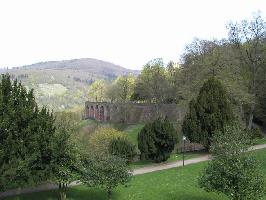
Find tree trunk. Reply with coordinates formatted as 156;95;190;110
107;189;112;200
59;190;66;200
247;103;255;130
58;183;67;200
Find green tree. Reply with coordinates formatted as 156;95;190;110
134;58;168;103
182;98;201;143
179;38;252;114
50;112;81;200
227;13;266;129
0;74;55;191
105;75;136;103
88;80;106;102
138;118;178;162
182;77;234;149
199;125;265;200
105;82;119;103
165;61;182;103
82;153;132;200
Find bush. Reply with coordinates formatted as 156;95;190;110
248;127;264;140
199;125;265;200
138;118;178;163
109;137;137;163
88;127;125;154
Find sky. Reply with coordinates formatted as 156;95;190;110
0;0;266;70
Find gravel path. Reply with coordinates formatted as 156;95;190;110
133;143;266;175
1;143;266;199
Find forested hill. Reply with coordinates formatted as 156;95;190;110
20;58;138;77
1;58;139;111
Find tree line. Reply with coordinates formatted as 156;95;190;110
88;13;266;129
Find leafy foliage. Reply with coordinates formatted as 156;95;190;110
133;58;169;103
50;112;81;200
105;75;136;103
227;13;266;129
138;118;178;162
88;80;106;102
81;153;132;199
199;125;265;200
182;77;234;149
88;127;127;155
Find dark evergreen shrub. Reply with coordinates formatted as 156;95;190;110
138;118;178;163
109;137;136;163
182;77;234;149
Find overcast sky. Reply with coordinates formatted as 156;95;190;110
0;0;266;70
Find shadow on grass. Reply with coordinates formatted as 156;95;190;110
67;186;107;200
7;185;122;200
165;192;225;200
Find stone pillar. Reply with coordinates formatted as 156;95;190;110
104;105;109;121
99;106;104;121
90;106;94;119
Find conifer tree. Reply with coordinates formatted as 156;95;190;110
182;99;201;143
0;74;56;191
182;77;234;149
138;118;178;162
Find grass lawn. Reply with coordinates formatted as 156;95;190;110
7;148;266;200
123;124;144;146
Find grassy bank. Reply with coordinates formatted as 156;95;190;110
7;148;266;200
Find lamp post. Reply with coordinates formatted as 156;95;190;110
182;136;186;167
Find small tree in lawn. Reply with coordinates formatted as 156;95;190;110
82;153;132;200
199;125;265;200
138;118;178;162
182;77;234;149
51;112;81;200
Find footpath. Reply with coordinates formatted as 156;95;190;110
1;144;266;199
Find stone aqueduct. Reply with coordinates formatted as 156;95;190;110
85;102;111;121
85;101;185;123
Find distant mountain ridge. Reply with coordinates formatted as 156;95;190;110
1;58;139;111
15;58;139;75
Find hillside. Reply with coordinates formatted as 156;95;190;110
1;58;139;111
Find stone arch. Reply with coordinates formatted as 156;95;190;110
99;106;104;121
95;105;99;120
90;106;94;118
